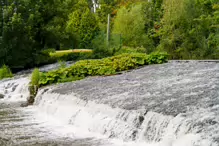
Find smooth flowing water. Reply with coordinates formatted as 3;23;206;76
0;61;218;146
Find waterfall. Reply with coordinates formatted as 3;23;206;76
33;88;217;146
0;62;75;102
0;77;30;102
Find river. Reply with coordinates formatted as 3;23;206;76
0;61;218;146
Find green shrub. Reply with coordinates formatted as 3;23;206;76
147;52;169;64
35;49;57;66
113;4;149;47
54;52;93;61
28;68;40;105
57;76;85;83
91;32;122;59
114;46;147;55
0;65;13;80
58;60;67;69
38;52;168;86
31;68;40;87
41;48;56;54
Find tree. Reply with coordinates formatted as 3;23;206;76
66;0;99;48
0;0;79;69
113;3;154;50
157;0;218;59
207;3;219;58
0;1;38;69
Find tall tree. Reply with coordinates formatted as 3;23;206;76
0;0;78;69
66;0;99;48
158;0;218;59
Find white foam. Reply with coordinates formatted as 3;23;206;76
0;71;217;146
0;77;30;102
32;90;217;146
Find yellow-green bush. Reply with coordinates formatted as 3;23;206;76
0;65;13;80
31;68;40;87
29;68;40;104
38;52;168;86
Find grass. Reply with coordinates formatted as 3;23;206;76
49;49;93;58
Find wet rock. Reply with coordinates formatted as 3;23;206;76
28;85;38;105
20;102;29;107
136;115;145;128
109;132;115;138
139;116;144;125
27;95;35;105
131;130;138;140
41;88;49;95
12;84;19;92
0;93;4;99
4;90;8;94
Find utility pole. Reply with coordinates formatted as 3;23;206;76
106;14;110;47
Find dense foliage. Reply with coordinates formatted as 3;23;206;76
113;4;147;47
0;0;218;71
158;0;219;59
38;52;168;86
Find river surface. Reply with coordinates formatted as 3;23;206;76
0;102;123;146
0;61;219;146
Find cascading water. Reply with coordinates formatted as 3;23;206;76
0;61;218;146
0;77;30;102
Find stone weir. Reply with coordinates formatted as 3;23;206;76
33;61;219;146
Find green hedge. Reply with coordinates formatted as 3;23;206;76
114;46;146;55
38;52;168;87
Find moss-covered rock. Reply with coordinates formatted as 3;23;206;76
27;85;38;105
